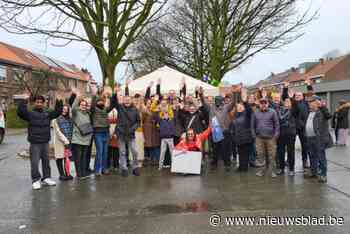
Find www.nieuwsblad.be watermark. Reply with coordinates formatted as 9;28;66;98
209;214;344;227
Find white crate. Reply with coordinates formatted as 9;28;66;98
171;150;202;175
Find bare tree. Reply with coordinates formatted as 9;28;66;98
131;0;317;86
0;0;167;87
13;69;69;101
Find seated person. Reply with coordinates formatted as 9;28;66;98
175;127;211;152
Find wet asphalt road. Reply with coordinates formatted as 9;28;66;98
1;133;350;234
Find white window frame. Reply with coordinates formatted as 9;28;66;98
12;68;25;82
0;65;7;82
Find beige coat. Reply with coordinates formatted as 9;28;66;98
52;119;70;159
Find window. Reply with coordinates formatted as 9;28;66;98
12;68;25;82
314;79;321;84
0;65;7;82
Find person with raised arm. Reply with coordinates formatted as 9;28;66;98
282;79;314;169
113;84;141;177
230;88;255;172
199;85;239;172
69;88;94;180
254;88;280;178
142;81;161;166
17;93;63;190
276;87;299;176
305;95;333;183
90;84;118;176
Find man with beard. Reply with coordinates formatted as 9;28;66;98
17;94;63;190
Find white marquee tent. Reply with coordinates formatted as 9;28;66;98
123;66;219;96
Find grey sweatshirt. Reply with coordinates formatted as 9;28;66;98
254;108;280;139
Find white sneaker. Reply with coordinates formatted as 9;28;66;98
42;178;56;186
32;181;42;190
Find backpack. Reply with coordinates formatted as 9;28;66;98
211;116;224;143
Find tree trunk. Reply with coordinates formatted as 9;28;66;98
100;61;117;88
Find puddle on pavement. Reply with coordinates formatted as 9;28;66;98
145;201;212;214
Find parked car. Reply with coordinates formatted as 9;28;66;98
0;108;5;144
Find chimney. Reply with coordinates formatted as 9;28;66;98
319;58;325;65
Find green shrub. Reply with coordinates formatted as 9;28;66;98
5;105;27;129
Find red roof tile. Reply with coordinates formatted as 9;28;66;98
0;41;89;81
287;56;346;82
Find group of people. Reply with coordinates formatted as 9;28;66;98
16;78;349;190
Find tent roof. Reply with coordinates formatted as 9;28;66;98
124;66;219;96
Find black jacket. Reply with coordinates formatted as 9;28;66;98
17;100;63;144
336;107;349;129
282;86;312;131
179;108;208;134
279;106;297;138
231;102;255;145
114;94;140;140
308;107;333;149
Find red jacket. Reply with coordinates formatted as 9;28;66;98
175;127;212;151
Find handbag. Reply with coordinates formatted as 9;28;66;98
74;122;93;136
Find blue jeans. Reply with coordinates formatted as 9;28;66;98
94;131;109;173
307;136;327;177
249;141;257;164
119;137;139;171
149;147;160;161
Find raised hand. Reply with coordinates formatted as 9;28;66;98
199;86;204;95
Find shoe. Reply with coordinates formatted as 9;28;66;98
102;169;110;175
318;176;327;183
32;181;42;190
42;178;56;186
271;172;277;178
256;171;264;177
288;171;295;176
95;172;102;177
304;174;317;179
59;175;66;181
133;168;140;176
66;175;73;180
276;169;284;175
87;169;94;175
163;165;171;169
249;162;257;168
121;169;129;177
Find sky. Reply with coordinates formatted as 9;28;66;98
0;0;349;86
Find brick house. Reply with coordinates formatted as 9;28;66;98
0;41;92;107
